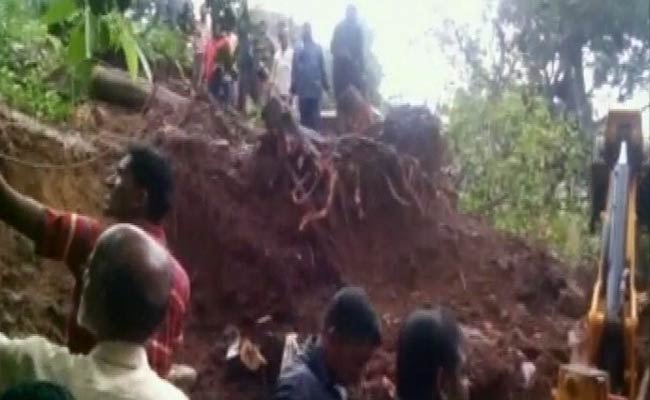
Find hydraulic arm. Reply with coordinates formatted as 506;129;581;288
555;110;646;400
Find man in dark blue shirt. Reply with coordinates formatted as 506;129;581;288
291;23;329;130
273;287;381;400
331;5;365;101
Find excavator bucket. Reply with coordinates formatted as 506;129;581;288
555;364;609;400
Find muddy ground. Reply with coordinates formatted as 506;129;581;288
0;99;588;400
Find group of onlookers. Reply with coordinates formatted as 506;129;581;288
193;3;372;133
0;4;464;400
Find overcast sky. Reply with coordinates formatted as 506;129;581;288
249;0;486;106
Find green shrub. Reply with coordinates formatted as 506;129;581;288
447;88;595;262
139;23;192;72
0;0;72;121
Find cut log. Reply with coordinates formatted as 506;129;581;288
90;66;189;111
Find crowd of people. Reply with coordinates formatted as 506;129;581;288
193;3;375;133
0;4;468;400
0;144;466;400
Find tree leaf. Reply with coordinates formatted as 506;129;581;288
88;0;110;15
95;18;110;49
84;6;93;58
66;22;86;65
119;22;139;80
42;0;78;25
70;58;94;97
135;40;152;82
446;87;589;259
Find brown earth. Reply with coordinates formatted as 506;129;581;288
0;99;588;400
0;123;106;340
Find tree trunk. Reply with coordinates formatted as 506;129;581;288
90;66;189;110
567;42;594;134
554;38;593;135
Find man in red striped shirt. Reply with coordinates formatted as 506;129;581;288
0;145;190;378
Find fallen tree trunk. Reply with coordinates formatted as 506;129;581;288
90;66;189;111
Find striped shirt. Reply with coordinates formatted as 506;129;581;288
36;209;190;377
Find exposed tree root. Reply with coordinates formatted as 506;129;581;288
259;98;441;232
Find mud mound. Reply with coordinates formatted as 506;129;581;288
382;105;447;174
0;100;586;400
152;104;585;400
145;96;263;143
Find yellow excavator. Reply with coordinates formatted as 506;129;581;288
555;110;649;400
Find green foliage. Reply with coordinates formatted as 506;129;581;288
120;20;141;78
139;23;192;71
438;0;649;132
435;0;649;262
0;0;157;121
0;0;72;121
42;0;76;25
0;66;72;123
447;88;596;261
43;0;152;82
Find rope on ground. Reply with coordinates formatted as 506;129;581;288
0;100;96;154
0;147;112;169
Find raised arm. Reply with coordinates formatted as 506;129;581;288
0;173;46;243
0;171;103;280
319;48;329;92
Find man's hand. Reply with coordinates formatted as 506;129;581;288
0;171;46;243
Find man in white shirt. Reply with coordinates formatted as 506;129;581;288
0;224;187;400
270;22;295;103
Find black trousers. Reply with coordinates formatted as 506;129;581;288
237;70;260;112
298;97;321;130
333;57;365;100
209;71;233;105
